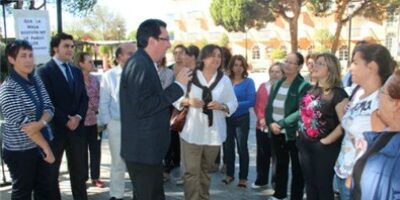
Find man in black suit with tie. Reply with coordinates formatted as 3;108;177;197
37;32;89;200
119;19;192;200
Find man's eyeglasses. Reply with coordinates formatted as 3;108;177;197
158;37;170;42
284;60;298;66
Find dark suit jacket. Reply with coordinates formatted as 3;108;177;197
37;59;88;134
120;49;184;165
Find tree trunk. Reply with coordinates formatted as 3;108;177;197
331;20;344;54
14;0;23;9
289;17;299;52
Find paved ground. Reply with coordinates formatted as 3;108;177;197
0;111;277;200
0;72;280;199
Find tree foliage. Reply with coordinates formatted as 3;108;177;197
210;0;274;32
313;29;335;53
307;0;400;53
63;0;97;16
270;48;287;60
219;33;230;48
82;5;126;40
3;0;96;16
210;0;305;52
0;42;7;81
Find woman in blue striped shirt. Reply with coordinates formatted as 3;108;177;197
0;40;55;199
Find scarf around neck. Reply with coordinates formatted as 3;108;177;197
191;69;224;126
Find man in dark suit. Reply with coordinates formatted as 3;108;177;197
119;19;192;200
37;32;89;200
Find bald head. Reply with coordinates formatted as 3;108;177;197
116;43;137;67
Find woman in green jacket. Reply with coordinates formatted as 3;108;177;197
265;52;311;200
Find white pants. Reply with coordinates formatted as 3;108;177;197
108;119;127;198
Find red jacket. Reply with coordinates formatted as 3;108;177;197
254;82;270;130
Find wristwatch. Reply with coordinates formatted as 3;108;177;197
221;103;229;114
41;120;48;126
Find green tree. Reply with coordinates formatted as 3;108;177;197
83;5;127;40
0;42;6;81
210;0;274;32
210;0;274;57
4;0;96;15
313;29;335;53
270;48;287;60
261;0;304;52
219;33;230;47
127;30;137;41
210;0;306;52
307;0;400;53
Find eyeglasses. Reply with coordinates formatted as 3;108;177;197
158;37;170;42
284;60;298;66
314;62;327;67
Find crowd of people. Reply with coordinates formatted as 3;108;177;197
0;18;399;200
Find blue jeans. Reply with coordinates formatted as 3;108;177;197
224;113;250;180
335;175;353;200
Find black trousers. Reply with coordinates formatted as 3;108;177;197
3;148;54;200
254;128;272;185
298;138;341;200
50;129;88;200
163;130;180;173
126;161;165;200
84;125;102;180
224;114;250;180
271;134;304;200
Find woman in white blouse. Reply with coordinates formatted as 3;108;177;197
177;44;238;200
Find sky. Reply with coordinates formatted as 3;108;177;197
1;0;211;37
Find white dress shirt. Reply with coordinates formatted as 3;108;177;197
99;65;123;125
52;57;74;81
177;70;238;146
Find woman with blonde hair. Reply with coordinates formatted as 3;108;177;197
252;62;284;189
298;53;348;200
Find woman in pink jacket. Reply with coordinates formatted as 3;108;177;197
252;62;284;189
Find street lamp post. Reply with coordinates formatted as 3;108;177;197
56;0;62;33
117;26;121;43
347;3;355;67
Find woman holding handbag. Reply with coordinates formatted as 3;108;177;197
176;44;238;200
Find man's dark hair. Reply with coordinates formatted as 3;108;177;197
113;46;123;65
50;32;74;56
174;44;186;52
295;52;305;66
186;45;200;59
136;19;167;48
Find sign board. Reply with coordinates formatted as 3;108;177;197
14;10;51;64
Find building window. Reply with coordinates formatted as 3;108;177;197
339;46;348;61
386;33;395;52
387;12;396;27
252;45;260;60
265;46;272;58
